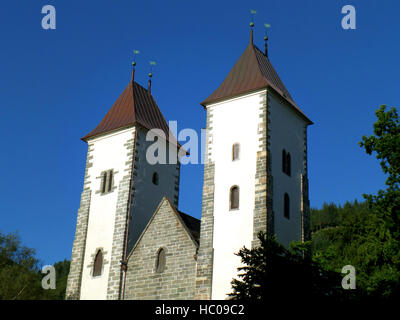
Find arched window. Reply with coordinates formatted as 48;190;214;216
232;143;240;161
282;150;291;176
230;186;240;210
152;172;159;185
155;248;166;273
284;193;290;219
101;172;107;194
282;149;287;173
286;153;291;176
93;250;103;277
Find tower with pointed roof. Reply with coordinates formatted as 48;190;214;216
195;27;312;300
66;65;181;300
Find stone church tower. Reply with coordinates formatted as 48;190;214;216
195;29;312;300
66;26;312;300
66;67;181;300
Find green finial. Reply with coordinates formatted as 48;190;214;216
250;9;257;27
149;61;156;78
132;49;140;67
264;23;271;40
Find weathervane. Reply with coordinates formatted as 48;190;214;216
264;23;271;57
249;9;257;43
149;60;156;78
131;49;140;83
250;9;257;28
132;49;140;67
148;61;156;94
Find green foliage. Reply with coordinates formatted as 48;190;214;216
42;260;70;300
0;230;70;300
0;231;43;300
231;106;400;301
310;202;340;231
229;232;342;302
311;105;400;300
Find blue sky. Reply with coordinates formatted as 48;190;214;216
0;0;398;265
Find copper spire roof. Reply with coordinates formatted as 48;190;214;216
82;73;173;141
201;33;312;124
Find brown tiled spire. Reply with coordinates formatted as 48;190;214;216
81;67;173;141
200;32;312;124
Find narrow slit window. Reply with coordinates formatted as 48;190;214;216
232;143;240;161
101;172;107;194
93;250;103;277
155;248;166;273
230;186;240;210
152;172;159;185
286;153;291;176
284;193;290;219
107;170;113;192
282;149;287;174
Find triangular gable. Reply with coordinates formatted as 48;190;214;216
126;197;199;261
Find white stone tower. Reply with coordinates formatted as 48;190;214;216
66;66;180;300
195;28;312;300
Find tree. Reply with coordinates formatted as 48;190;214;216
311;105;400;300
359;105;400;298
0;230;43;299
0;230;70;300
43;260;70;300
229;232;342;302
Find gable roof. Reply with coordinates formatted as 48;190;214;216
127;197;200;259
201;33;312;124
82;72;174;141
177;210;200;243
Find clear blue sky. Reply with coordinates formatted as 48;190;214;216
0;0;399;265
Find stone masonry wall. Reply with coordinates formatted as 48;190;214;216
252;92;268;247
266;92;274;237
301;125;311;242
124;199;198;300
195;107;215;300
66;143;94;299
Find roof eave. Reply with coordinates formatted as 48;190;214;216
200;85;268;109
200;84;313;125
81;123;136;142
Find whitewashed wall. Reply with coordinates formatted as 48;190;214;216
80;127;136;300
269;92;307;247
207;90;265;300
126;128;180;253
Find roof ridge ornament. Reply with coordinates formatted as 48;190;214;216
131;49;140;83
250;9;257;44
148;60;156;94
264;23;271;57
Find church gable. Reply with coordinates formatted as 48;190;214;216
124;198;199;300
